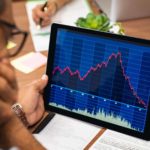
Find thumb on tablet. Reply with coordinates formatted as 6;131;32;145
34;74;48;92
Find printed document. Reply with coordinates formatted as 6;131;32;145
34;114;101;150
90;129;150;150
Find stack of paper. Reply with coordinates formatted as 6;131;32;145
34;114;101;150
11;52;47;74
90;130;150;150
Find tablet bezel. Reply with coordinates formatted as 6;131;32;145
44;23;150;140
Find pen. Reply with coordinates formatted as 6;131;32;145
36;1;48;30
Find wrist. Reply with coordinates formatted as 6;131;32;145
11;103;30;128
47;0;58;15
48;0;71;12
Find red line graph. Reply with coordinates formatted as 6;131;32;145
52;52;146;107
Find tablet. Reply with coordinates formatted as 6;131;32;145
44;23;150;140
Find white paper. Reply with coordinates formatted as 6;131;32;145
26;0;91;52
34;114;101;150
90;129;150;150
11;52;47;73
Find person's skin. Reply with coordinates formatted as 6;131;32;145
32;0;71;27
0;41;48;149
0;0;18;105
0;0;15;44
0;52;18;105
0;0;47;149
0;101;46;150
0;0;48;127
18;75;48;126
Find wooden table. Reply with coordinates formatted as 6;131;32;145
12;0;150;148
12;1;150;89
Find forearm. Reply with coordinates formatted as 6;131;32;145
49;0;72;10
0;115;46;150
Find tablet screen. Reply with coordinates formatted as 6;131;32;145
45;24;150;135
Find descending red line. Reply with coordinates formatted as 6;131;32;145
52;52;147;107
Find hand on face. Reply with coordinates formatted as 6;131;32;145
32;1;57;27
0;50;18;105
0;0;18;106
18;75;48;126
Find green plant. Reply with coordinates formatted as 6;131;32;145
75;13;125;35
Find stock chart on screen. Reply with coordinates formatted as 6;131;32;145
47;29;150;132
